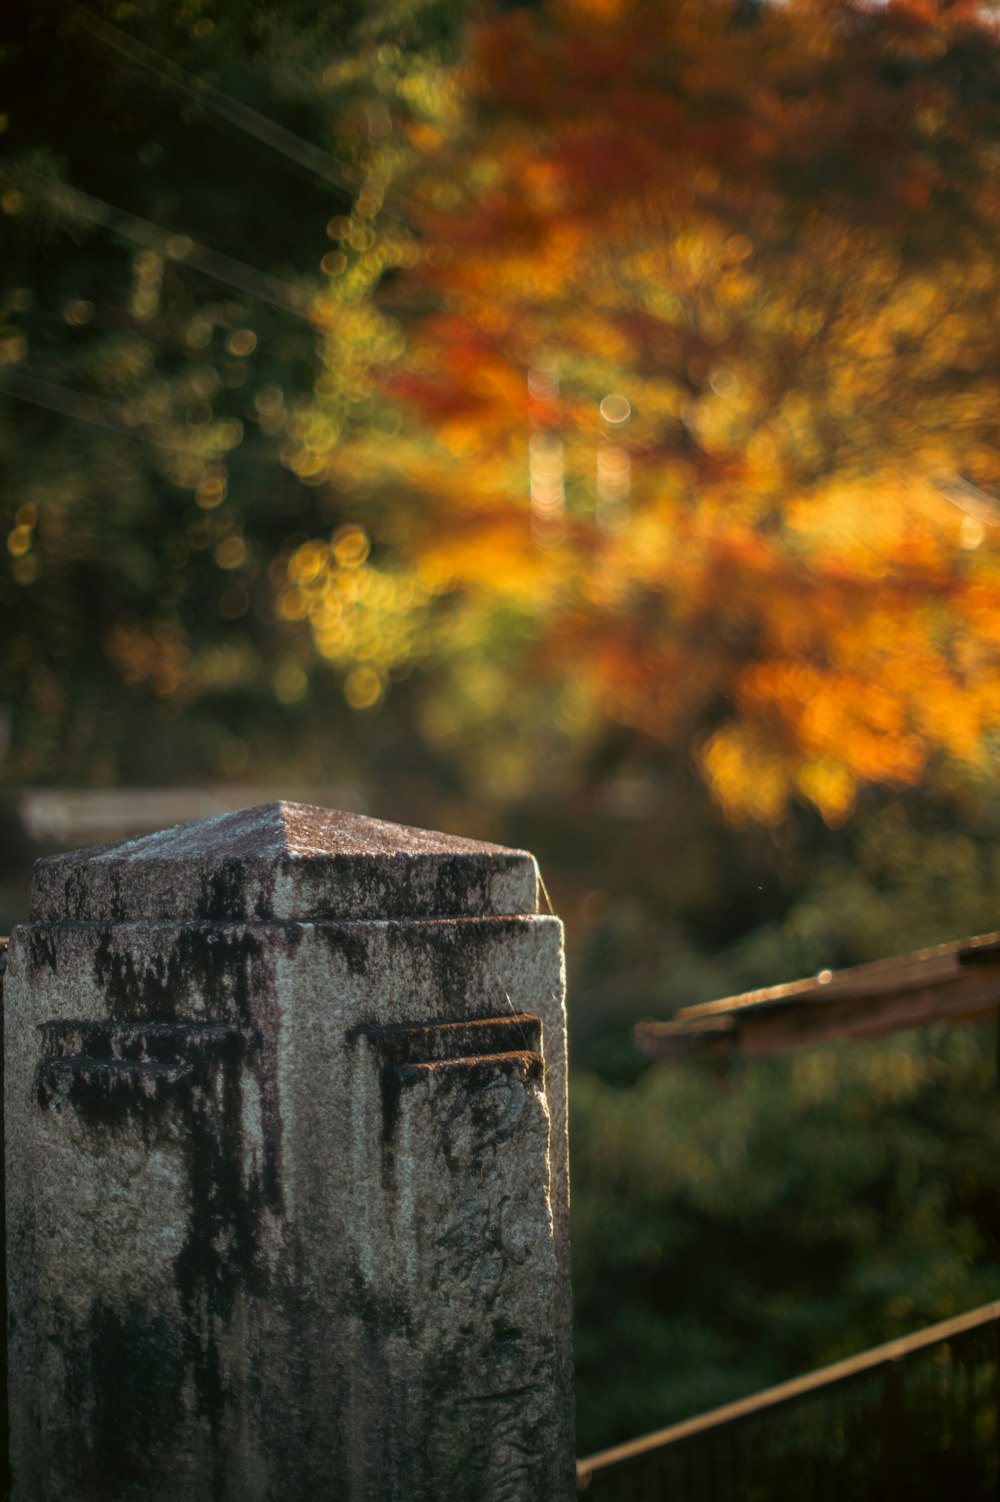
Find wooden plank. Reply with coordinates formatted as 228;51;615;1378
682;933;1000;1021
635;933;1000;1061
740;974;1000;1056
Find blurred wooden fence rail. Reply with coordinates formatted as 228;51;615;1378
636;932;1000;1064
576;1299;1000;1501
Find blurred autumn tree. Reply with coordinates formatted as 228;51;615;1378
280;0;1000;826
6;0;1000;828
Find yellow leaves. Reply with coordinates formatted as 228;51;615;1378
958;514;987;550
7;500;34;557
277;528;436;711
698;724;794;827
685;388;748;458
908;662;1000;765
415;512;560;607
715;267;758;311
7;507;38;588
744;430;784;491
795;762;858;827
783;474;951;579
332;524;371;567
344;667;383;709
285;541;326;588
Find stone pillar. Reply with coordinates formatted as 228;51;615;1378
5;803;574;1501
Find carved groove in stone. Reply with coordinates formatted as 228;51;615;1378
35;1019;240;1112
356;1012;542;1067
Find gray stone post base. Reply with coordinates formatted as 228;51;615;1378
5;803;574;1501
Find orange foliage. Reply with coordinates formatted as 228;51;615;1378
308;0;1000;823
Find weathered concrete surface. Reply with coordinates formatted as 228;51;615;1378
5;804;573;1501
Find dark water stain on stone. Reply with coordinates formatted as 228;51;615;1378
92;929;186;1020
314;923;370;978
172;1069;248;1499
56;1299;188;1499
34;1022;240;1125
61;865;91;923
196;861;252;923
45;921;309;1497
378;916;536;1016
432;858;491;921
109;870;128;924
28;928;57;975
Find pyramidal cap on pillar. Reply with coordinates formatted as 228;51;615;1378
7;803;574;1502
30;800;543;923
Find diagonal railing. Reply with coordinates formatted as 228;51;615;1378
577;1299;1000;1500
